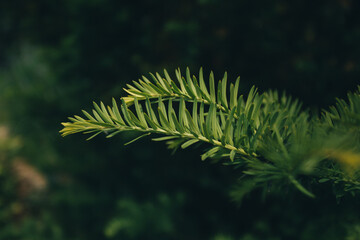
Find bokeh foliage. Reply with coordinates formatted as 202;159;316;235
0;0;360;239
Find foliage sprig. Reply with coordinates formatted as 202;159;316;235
61;68;360;200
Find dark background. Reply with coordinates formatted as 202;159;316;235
0;0;359;239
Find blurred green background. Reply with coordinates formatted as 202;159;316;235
0;0;359;239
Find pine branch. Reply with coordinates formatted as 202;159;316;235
61;68;305;161
61;68;360;199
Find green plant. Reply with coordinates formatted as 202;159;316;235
60;68;360;200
